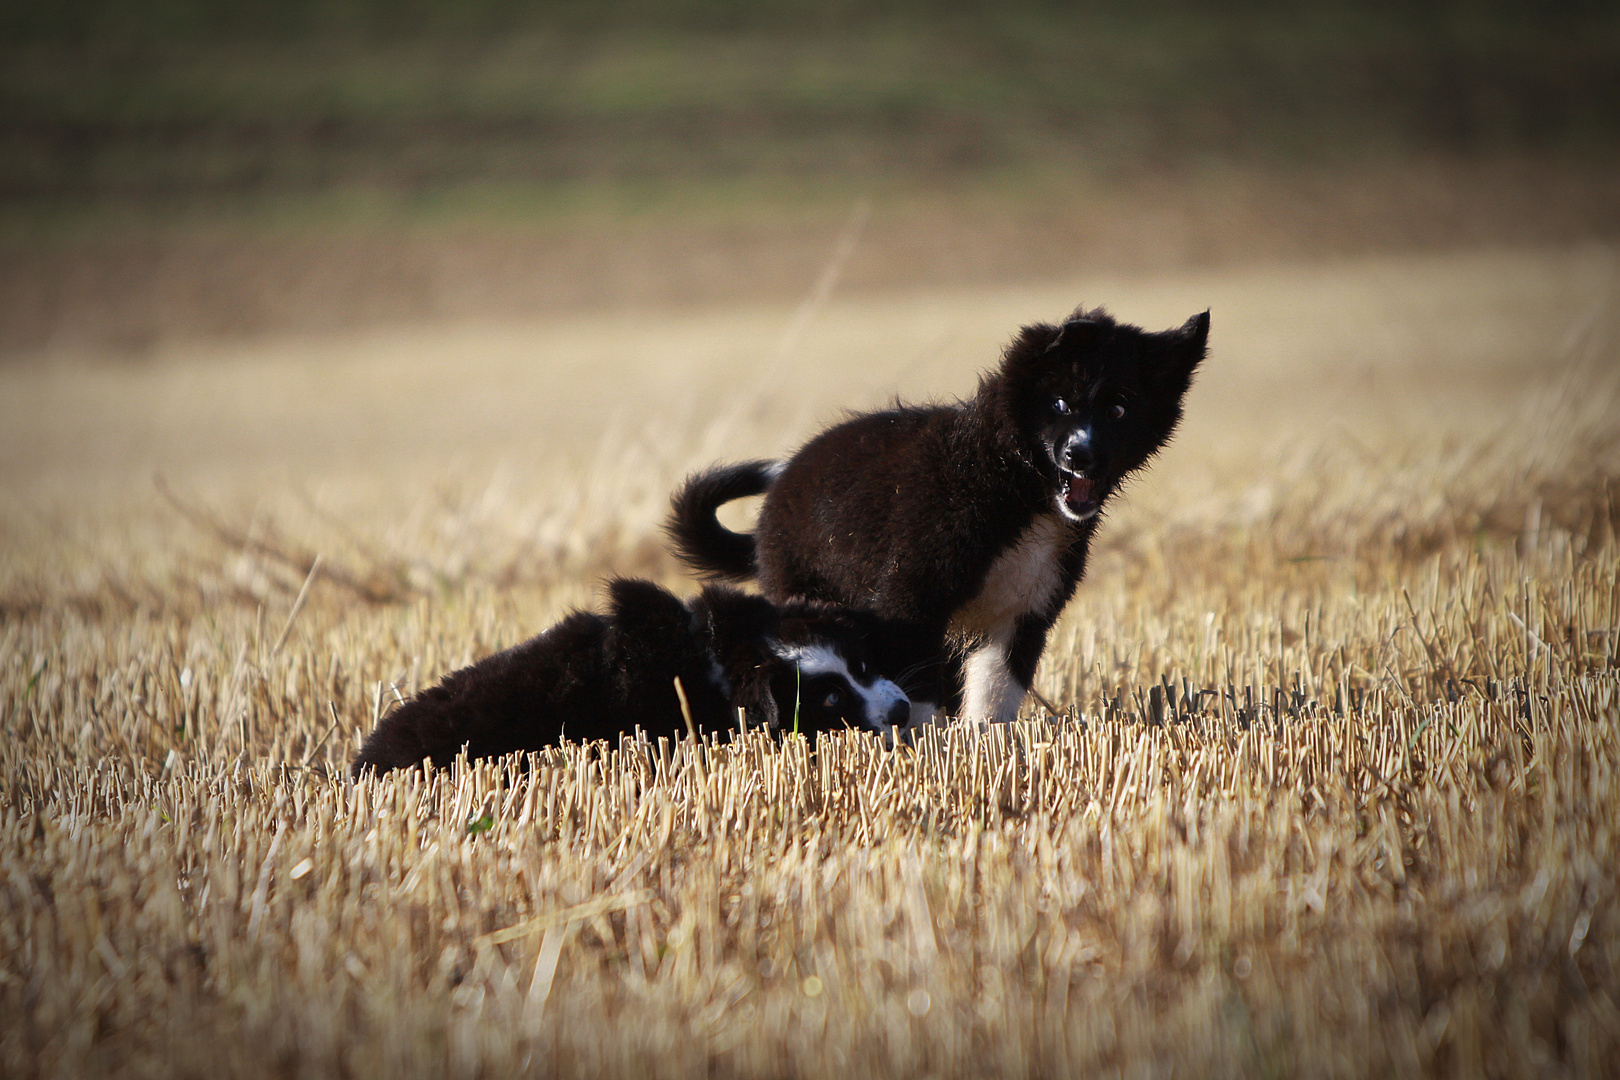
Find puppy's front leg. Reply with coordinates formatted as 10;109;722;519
961;631;1024;726
962;614;1056;726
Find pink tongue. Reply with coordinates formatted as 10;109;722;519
1066;476;1095;510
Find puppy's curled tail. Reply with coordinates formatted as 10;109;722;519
666;460;778;580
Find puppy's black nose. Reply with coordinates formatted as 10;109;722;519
886;700;911;729
1062;441;1094;473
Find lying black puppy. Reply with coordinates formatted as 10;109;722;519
351;578;923;776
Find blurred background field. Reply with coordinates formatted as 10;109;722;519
4;2;1620;1077
2;0;1618;354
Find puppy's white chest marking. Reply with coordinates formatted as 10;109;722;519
949;514;1071;642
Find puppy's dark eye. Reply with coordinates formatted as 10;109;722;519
1053;398;1070;415
823;691;842;708
1111;404;1125;419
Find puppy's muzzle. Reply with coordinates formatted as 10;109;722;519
1055;429;1103;521
885;699;911;730
1059;428;1095;474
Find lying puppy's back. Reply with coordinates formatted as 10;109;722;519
351;579;732;776
351;579;922;777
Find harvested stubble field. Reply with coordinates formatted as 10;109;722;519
2;243;1619;1078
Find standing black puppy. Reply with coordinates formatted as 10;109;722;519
352;578;923;777
668;306;1207;725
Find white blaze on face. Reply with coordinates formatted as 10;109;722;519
772;642;909;733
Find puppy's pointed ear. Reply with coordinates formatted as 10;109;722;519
1175;310;1210;364
1000;316;1102;375
1048;316;1103;354
605;578;689;633
1152;310;1209;386
1000;321;1061;373
1177;310;1209;347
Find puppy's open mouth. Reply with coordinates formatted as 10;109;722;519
1058;471;1100;520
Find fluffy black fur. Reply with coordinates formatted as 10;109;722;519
351;578;925;777
667;306;1208;725
667;460;775;579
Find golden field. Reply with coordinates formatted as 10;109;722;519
2;243;1618;1077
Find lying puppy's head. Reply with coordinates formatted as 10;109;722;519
700;587;923;739
992;306;1209;523
770;606;916;737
